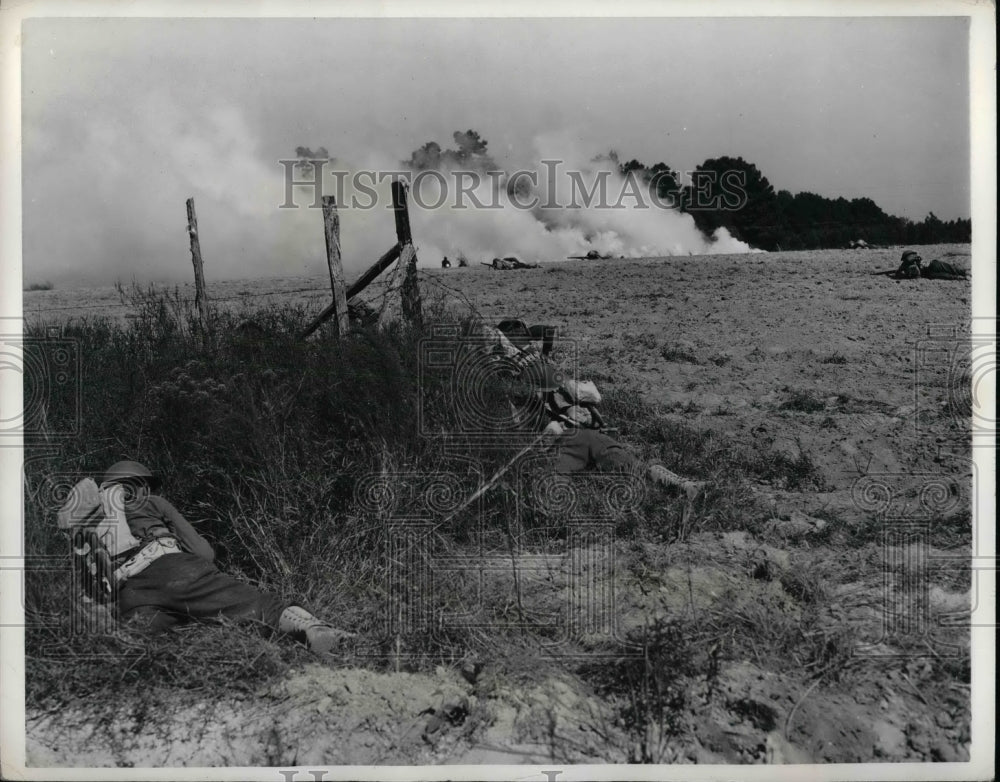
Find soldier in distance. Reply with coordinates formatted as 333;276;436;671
479;322;705;501
94;460;353;654
891;250;968;281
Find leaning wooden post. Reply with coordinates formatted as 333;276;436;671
392;180;422;328
321;195;350;336
185;198;211;329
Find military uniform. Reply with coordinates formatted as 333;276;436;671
116;494;286;632
95;460;350;652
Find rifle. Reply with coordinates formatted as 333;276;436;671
871;269;899;276
434;432;547;529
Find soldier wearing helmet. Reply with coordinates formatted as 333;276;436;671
102;460;352;654
889;250;967;281
896;250;923;279
484;322;704;501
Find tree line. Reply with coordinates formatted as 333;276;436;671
616;153;971;251
397;132;971;251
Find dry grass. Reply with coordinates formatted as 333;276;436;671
22;248;973;763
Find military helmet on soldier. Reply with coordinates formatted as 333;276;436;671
103;460;160;489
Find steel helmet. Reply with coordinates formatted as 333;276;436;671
102;460;160;488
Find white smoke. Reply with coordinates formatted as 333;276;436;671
25;94;758;285
404;132;758;265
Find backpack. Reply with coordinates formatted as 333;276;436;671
546;379;605;430
492;319;607;431
58;479;141;602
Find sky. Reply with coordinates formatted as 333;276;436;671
18;14;972;284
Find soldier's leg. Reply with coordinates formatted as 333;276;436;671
277;605;356;653
590;431;639;472
120;553;351;653
166;556;289;629
647;464;705;502
553;429;597;473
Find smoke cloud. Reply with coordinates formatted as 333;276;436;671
25;99;755;287
405;133;754;266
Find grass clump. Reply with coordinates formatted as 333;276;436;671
578;618;699;762
21;283;820;721
21;286;509;703
779;389;826;413
659;343;700;364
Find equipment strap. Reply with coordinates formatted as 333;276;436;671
112;536;181;585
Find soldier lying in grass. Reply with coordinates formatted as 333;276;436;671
60;460;353;654
479;321;705;501
519;359;705;501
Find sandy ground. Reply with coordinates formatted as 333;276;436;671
25;244;976;767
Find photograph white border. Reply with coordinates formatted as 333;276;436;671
1;1;994;780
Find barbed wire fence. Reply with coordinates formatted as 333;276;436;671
21;267;491;326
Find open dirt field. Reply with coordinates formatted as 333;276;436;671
25;244;975;767
432;244;973;493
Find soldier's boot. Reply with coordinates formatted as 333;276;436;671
279;605;356;655
647;464;705;502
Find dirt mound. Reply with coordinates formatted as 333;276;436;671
29;665;472;766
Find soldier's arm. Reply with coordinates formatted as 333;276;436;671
152;496;216;562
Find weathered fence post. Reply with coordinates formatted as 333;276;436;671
299;244;402;339
392;180;422;328
321;195;351;336
185;198;211;329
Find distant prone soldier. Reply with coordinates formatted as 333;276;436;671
481;256;540;270
881;250;968;281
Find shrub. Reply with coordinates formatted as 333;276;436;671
577;618;699;762
659;344;700;364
